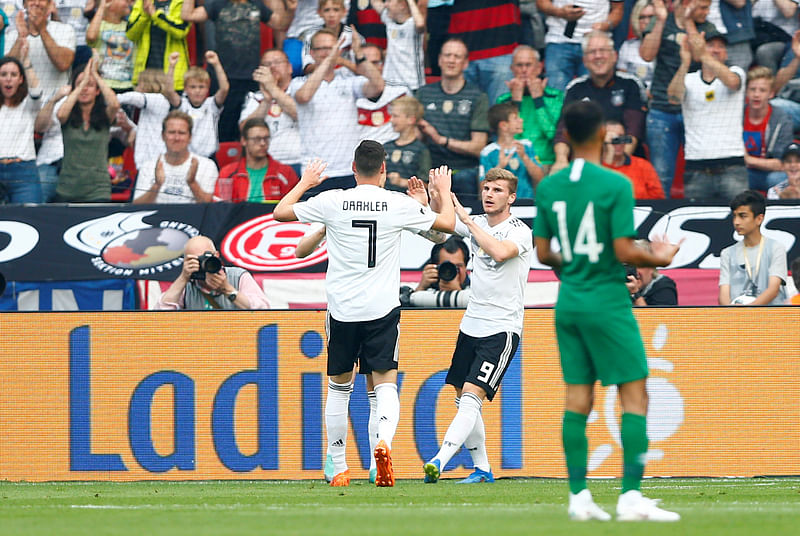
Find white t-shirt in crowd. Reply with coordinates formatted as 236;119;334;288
545;0;617;44
180;95;222;158
455;214;532;337
381;10;424;90
293;184;437;322
288;71;367;177
239;90;302;165
134;153;219;203
4;20;76;97
117;91;172;170
682;66;746;161
752;0;799;36
0;93;43;161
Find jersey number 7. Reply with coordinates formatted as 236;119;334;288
352;220;377;268
552;201;604;263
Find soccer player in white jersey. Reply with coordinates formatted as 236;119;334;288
423;167;533;484
274;140;456;487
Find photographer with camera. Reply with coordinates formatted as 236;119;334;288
157;235;270;310
601;120;664;199
625;239;678;306
401;236;471;308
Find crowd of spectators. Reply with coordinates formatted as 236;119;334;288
2;0;800;205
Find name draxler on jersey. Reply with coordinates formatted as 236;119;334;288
342;200;389;211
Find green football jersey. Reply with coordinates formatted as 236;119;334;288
533;159;636;311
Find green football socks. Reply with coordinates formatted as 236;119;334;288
562;410;588;494
621;412;648;493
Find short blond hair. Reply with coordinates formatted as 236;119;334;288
318;0;344;8
747;65;774;86
136;69;170;93
183;66;210;85
484;167;518;194
390;96;424;121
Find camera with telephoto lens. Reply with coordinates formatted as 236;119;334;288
611;135;633;145
437;261;458;282
190;251;223;280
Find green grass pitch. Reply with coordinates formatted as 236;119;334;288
1;478;798;535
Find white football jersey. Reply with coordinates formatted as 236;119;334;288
456;214;532;337
293;184;437;322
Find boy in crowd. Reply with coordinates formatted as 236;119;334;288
768;144;800;200
742;66;794;192
370;0;426;90
719;190;787;306
480;102;542;199
179;51;229;159
383;95;430;192
302;0;355;73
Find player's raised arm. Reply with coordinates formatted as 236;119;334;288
614;233;681;268
274;159;329;221
453;193;519;263
429;165;455;232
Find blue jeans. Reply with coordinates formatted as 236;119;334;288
38;162;60;203
544;43;586;92
463;54;514;105
684;163;748;201
646;109;684;198
748;169;787;191
0;160;42;203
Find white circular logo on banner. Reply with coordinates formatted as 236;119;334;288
221;215;328;271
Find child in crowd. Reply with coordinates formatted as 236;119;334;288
370;0;425;90
767;143;800;200
87;0;136;92
743;66;794;192
718;190;788;306
480;102;543;199
302;0;354;73
117;52;181;170
383;95;430;192
179;50;229;159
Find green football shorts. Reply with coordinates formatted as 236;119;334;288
554;307;648;386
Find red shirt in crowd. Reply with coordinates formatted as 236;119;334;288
603;155;665;199
216;157;299;202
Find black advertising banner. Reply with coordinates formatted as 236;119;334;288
0;200;798;282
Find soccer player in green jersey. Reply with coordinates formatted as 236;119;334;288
533;100;682;522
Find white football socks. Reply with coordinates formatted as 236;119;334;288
463;405;490;472
367;390;378;470
374;383;400;449
434;392;483;468
325;379;352;475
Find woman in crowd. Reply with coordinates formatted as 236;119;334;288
52;58;121;202
0;42;43;203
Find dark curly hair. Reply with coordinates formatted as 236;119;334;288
65;64;110;131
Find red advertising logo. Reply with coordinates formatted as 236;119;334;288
221;215;327;271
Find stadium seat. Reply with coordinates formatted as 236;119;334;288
216;142;243;169
283;38;304;77
111;147;137;202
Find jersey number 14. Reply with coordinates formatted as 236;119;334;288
552;201;604;263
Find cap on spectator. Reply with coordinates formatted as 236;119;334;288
704;30;727;44
782;143;800;161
